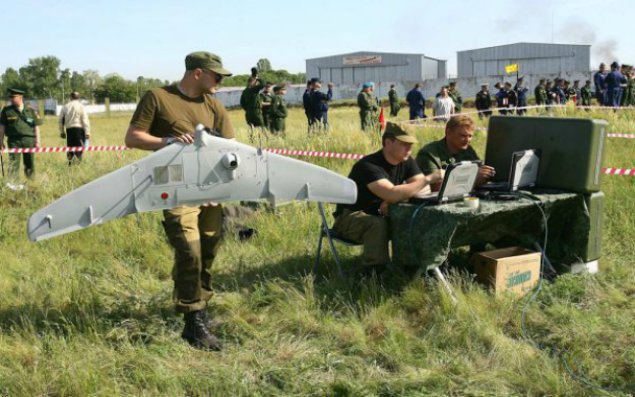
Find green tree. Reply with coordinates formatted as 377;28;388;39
70;71;88;99
0;67;26;95
82;69;103;103
19;56;61;98
93;74;136;103
60;68;71;102
257;58;272;73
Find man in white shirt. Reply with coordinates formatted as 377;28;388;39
433;86;455;122
59;91;90;164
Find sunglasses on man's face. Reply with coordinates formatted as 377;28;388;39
203;69;223;84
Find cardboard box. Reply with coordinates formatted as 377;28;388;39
471;247;541;296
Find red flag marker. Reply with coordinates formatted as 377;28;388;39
378;107;386;131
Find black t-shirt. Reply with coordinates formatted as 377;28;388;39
336;150;422;216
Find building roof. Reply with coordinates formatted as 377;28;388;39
457;42;591;53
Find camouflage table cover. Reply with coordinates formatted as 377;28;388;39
390;191;591;271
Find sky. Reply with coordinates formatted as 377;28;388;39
2;0;632;82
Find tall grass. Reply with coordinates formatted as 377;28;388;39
0;106;633;396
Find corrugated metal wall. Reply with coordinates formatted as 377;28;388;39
306;51;446;85
457;43;590;78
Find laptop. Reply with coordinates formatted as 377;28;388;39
412;160;481;204
479;149;541;192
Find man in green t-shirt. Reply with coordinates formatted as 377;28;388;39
0;88;43;180
125;51;234;351
415;115;495;191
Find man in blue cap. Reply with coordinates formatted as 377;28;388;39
0;88;42;181
357;82;378;131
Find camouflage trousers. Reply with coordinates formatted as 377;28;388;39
162;205;223;313
333;209;390;266
7;137;36;178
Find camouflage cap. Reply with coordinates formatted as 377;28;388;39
7;88;25;96
383;122;417;144
185;51;232;76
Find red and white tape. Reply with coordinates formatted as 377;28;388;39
1;145;633;176
2;145;129;154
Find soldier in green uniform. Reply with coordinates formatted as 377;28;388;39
475;83;492;119
580;80;593;111
125;51;234;351
357;82;378;131
388;84;400;117
534;79;548;111
240;77;265;128
269;84;288;135
564;80;576;104
0;88;43;179
415;115;495;191
448;81;463;113
259;82;274;130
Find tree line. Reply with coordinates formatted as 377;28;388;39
0;56;305;104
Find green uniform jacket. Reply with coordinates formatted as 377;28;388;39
260;91;273;126
388;88;400;116
0;105;42;147
270;94;287;133
357;91;378;130
449;89;463;112
534;85;547;105
415;138;479;175
240;81;265;127
580;86;593;106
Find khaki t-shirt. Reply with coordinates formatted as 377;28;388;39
130;85;234;139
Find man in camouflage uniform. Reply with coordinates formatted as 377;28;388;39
448;81;463;113
240;76;265;128
534;79;547;110
259;82;274;130
269;84;288;135
125;51;234;351
580;80;593;111
0;88;42;180
357;82;378;131
475;83;492;119
564;80;576;104
388;84;400;117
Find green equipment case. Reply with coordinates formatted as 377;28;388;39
485;116;608;193
580;191;604;262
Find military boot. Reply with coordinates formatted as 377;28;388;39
182;310;222;351
199;309;222;329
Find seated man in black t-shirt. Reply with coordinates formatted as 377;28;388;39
333;122;442;272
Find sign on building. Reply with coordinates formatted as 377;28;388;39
343;55;382;65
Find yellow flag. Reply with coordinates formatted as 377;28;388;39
505;64;519;74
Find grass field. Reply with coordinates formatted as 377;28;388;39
0;105;634;396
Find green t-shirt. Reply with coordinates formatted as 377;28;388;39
0;105;42;139
130;85;234;139
415;138;480;174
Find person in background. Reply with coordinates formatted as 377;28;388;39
604;61;627;108
448;81;463;113
405;83;425;120
580;80;593;111
357;82;378;131
59;91;91;165
309;79;333;130
0;88;42;183
433;86;454;122
534;78;547;109
475;83;492;119
269;84;288;135
593;63;607;105
259;82;274;130
514;77;528;115
388;84;400;117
